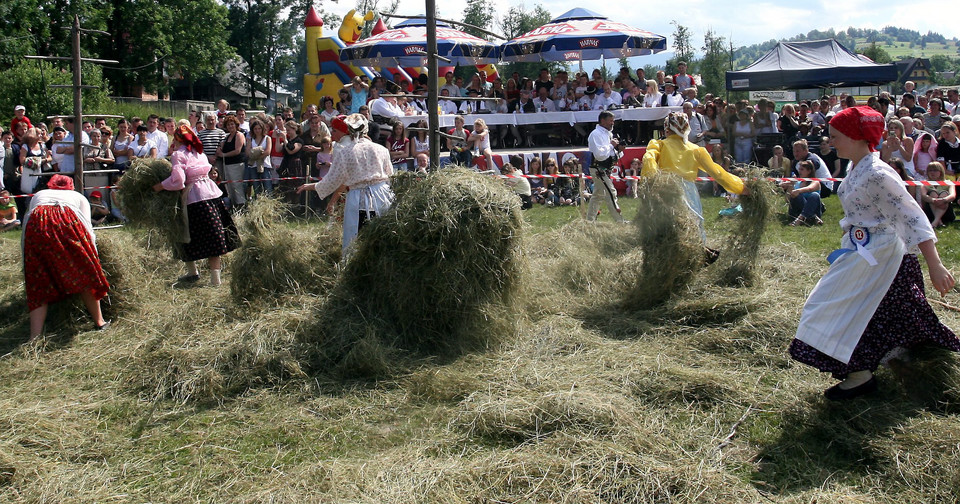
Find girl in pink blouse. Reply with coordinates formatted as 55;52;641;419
154;125;241;287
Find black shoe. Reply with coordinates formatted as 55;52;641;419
96;320;111;331
703;247;720;265
173;274;201;288
824;376;877;401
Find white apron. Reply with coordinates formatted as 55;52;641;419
795;227;906;364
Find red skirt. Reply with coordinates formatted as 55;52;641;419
23;205;110;311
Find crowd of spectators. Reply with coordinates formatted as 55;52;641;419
3;71;960;226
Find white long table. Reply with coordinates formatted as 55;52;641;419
395;107;681;128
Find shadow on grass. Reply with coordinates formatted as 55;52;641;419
753;348;960;496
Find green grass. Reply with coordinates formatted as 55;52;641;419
865;39;960;60
1;188;959;502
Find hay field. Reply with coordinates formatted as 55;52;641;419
1;184;960;503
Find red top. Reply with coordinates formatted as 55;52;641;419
10;116;32;133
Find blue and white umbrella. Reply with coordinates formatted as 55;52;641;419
500;8;666;63
339;18;500;68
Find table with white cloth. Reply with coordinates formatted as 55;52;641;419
397;107;681;129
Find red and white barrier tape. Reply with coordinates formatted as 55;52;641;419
6;175;957;199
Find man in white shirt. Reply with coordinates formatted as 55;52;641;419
586;111;624;223
577;86;598;111
683;102;706;146
595;82;623;110
532;87;556;112
946;89;960;116
793;139;834;194
370;95;405;120
140;114;169;157
660;82;684;107
440;71;459;98
439;89;459;115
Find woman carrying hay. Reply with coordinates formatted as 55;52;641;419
641;111;747;245
297;114;394;256
22;174;110;340
789;106;960;401
153;125;240;287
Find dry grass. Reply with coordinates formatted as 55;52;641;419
2;177;960;503
230;197;341;304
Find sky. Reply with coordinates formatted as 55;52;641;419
322;0;959;70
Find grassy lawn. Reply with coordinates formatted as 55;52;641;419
1;183;959;503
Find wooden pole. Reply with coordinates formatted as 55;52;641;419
72;14;84;193
426;0;439;170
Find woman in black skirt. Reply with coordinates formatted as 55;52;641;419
154;125;240;286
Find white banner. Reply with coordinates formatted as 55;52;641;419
749;90;797;101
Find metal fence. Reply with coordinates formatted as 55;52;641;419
108;97;217;118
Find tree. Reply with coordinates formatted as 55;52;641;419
699;29;727;97
857;42;892;64
461;0;494;40
496;4;565;81
0;61;109;126
665;20;693;75
165;0;234;99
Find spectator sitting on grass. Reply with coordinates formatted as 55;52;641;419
501;163;532;209
0;190;20;231
89;191;110;226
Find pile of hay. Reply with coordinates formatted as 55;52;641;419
713;175;776;287
230;197;341;304
625;174;703;309
115;158;187;254
301;168;527;377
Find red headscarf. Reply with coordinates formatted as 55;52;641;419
331;115;349;135
47;174;74;191
174;124;204;154
828;106;885;151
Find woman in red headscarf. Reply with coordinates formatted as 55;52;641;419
789;106;959;401
22;174;110;340
153;125;240;287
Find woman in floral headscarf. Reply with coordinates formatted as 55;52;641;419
153;124;240;287
789;106;959;401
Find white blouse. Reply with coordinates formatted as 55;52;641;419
838;152;935;252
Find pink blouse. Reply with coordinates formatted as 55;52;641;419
161;147;223;204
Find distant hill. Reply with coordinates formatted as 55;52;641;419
733;26;959;67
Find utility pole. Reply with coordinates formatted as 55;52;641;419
25;15;120;193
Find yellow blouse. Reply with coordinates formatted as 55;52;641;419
641;135;744;195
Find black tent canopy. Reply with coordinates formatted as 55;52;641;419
726;39;898;91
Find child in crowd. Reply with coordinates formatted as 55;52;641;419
501;163;532;209
0;190;20;231
89;191;110;226
623;157;640;198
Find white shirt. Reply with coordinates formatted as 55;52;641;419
596;92;622;110
142;129;169;157
643;92;661;108
370;98;404;119
662;92;684;107
687;113;705;145
839;152;934;252
798;152;834;191
439;99;459;115
532;97;556;112
312;136;393;199
577;96;596;111
588;124;617;162
23;189;95;248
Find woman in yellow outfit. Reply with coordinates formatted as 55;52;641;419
641;112;747;246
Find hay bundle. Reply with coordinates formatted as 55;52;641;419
713;175;776;287
625;174;703;309
303;168;526;376
115;158;187;252
230;197;341;304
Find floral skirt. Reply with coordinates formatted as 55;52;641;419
181;198;241;262
789;254;960;378
23;205;109;311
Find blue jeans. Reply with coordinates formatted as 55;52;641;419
790;191;823;218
